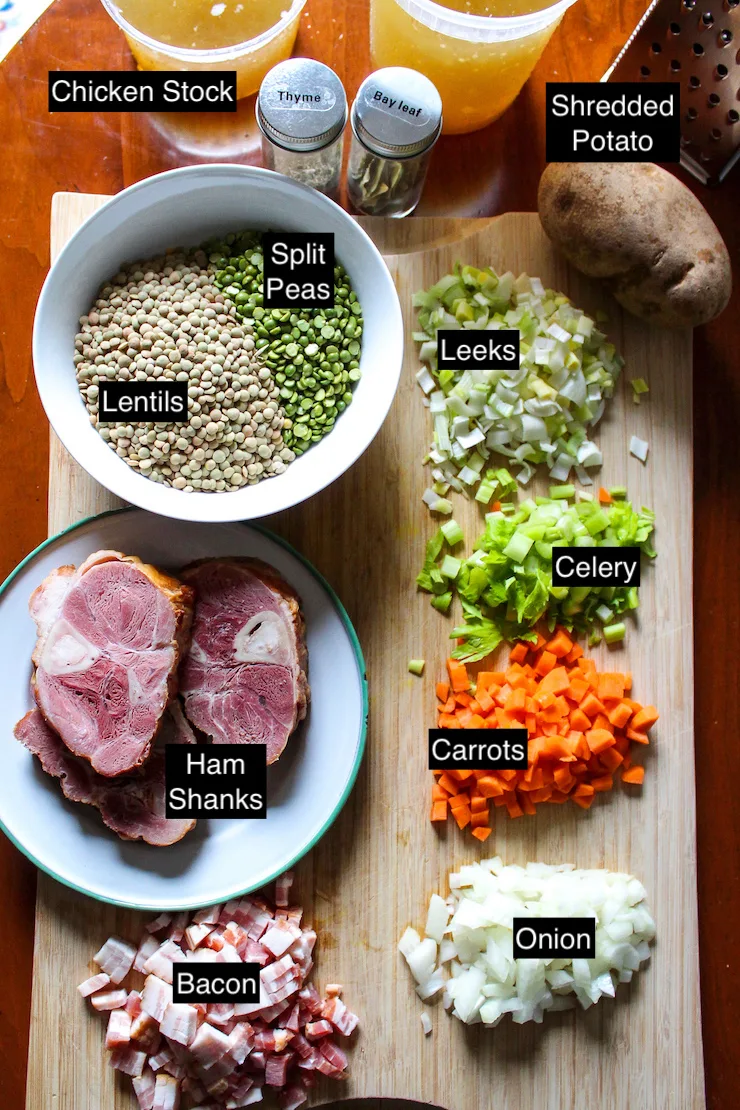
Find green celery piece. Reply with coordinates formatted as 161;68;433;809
416;529;445;592
431;591;453;613
441;519;464;546
408;659;425;676
549;484;575;499
440;554;462;579
604;622;626;644
475;480;496;505
502;531;534;563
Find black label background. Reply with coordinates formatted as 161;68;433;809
512;917;596;959
262;232;335;309
546;82;680;162
429;728;528;770
551;546;641;588
165;745;267;819
436;329;520;371
98;381;188;421
172;963;261;1004
49;71;237;113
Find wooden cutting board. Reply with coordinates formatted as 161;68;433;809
25;196;702;1110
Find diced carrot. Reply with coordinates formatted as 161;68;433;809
631;705;659;732
430;644;657;836
597;673;625;701
585;728;616;755
477;775;504;798
545;629;573;658
598;487;613;504
580;692;606;718
534;650;557;676
607;702;633;729
447;658;470;693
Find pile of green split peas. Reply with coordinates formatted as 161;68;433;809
207;233;363;454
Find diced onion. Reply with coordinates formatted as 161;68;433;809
399;860;655;1028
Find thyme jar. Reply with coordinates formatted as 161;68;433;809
347;67;442;218
257;58;348;200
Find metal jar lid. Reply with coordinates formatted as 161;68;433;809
351;67;443;159
257;58;348;153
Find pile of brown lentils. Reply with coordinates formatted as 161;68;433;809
75;247;295;492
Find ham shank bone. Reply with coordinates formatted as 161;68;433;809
179;559;309;764
30;551;194;776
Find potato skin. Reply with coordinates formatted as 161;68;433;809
538;162;731;328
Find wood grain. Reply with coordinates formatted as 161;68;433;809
25;195;700;1109
0;2;738;1108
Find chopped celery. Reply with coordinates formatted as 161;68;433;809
549;484;575;499
603;622;626;644
416;487;655;659
440;555;462;579
441;519;464;546
630;378;649;395
408;659;425;676
431;592;453;613
609;486;627;500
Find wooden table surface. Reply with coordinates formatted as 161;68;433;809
0;1;737;1107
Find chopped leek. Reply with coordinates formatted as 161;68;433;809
408;659;426;676
414;263;623;510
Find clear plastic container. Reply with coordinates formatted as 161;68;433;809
257;59;347;199
370;0;579;134
99;0;308;101
347;67;443;218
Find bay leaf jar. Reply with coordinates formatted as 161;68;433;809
347;67;443;218
257;58;348;200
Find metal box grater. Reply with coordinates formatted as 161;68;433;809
603;0;740;185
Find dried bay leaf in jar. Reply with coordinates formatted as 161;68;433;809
257;58;348;200
347;67;442;218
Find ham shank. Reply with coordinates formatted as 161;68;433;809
30;551;194;776
179;559;309;764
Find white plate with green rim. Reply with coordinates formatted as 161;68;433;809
0;508;367;910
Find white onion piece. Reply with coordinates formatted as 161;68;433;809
399;860;655;1028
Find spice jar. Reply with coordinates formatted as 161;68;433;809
257;58;348;200
347;67;443;218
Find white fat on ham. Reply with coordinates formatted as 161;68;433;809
111;1045;147;1077
261;925;294;959
37;618;101;675
94;936;137;984
132;1067;156;1110
135;936;161;973
233;610;293;666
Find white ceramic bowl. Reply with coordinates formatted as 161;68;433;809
33;165;403;523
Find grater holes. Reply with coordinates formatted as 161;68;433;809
689;74;702;87
716;63;729;77
710;127;723;139
640;65;652;77
651;41;662;53
671;58;682;70
728;109;740;122
686;106;699;119
708;92;722;104
670;21;682;33
692;42;705;54
719;28;733;44
683;0;696;8
701;11;715;24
